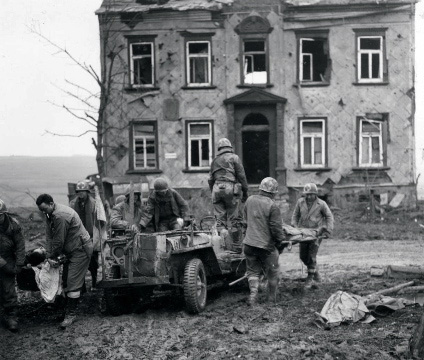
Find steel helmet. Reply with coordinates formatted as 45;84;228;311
76;181;91;192
124;183;142;196
115;195;126;204
303;183;318;195
217;138;232;150
154;178;169;191
0;199;8;213
259;177;279;194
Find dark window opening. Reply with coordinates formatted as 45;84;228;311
300;38;329;82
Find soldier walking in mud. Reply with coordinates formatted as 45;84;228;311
138;178;189;232
242;178;286;305
0;199;25;332
291;183;334;284
208;138;248;253
70;180;99;290
36;194;93;329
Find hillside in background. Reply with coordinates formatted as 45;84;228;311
0;156;97;207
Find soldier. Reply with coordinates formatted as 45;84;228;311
110;184;143;232
69;181;99;290
138;178;189;232
36;194;93;329
291;183;334;283
208;138;248;252
242;178;286;305
0;199;25;332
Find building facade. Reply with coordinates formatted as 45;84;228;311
97;0;416;210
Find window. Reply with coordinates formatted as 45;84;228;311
235;15;272;86
186;41;211;86
354;29;387;83
243;40;267;85
299;118;326;168
131;122;158;170
358;115;388;167
127;37;156;87
296;30;330;84
186;121;213;170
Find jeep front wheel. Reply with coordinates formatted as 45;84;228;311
183;258;207;314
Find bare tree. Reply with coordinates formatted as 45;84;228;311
30;3;129;179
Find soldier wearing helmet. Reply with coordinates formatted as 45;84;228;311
291;183;334;284
208;138;248;252
0;199;25;332
69;180;99;290
242;177;286;305
138;178;189;232
110;183;143;231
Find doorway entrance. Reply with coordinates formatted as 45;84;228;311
242;113;270;184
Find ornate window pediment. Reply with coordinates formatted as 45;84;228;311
235;15;272;34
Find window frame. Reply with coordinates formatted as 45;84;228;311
357;115;388;168
185;120;214;171
184;37;213;87
129;120;159;172
354;28;388;84
295;30;330;85
126;36;157;88
239;35;270;86
298;117;327;169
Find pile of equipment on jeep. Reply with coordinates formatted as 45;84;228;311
99;220;245;315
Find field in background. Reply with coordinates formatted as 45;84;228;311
0;156;97;207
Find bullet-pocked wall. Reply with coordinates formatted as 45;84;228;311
97;0;416;208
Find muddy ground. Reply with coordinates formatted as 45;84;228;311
2;206;424;360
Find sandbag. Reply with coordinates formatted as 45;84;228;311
32;262;62;303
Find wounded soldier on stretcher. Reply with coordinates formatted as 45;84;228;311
282;225;329;243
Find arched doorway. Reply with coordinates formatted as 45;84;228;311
242;113;270;184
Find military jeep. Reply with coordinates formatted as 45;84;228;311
98;218;245;315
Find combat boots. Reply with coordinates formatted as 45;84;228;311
3;307;19;332
247;277;260;306
313;271;321;283
60;297;79;329
230;227;243;254
304;272;314;284
266;279;279;304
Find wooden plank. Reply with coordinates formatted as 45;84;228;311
386;265;424;280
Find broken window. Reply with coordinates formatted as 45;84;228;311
132;122;158;170
359;119;383;166
130;42;155;86
187;121;213;169
296;30;330;84
186;41;211;86
243;40;267;85
300;119;326;168
299;38;329;82
354;29;387;83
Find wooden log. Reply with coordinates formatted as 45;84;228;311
386;265;424;280
398;286;424;294
409;311;424;359
366;281;415;298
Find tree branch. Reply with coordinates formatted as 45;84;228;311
43;129;96;138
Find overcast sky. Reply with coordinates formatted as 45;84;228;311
0;0;423;194
0;0;101;157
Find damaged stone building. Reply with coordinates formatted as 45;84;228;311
96;0;417;210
